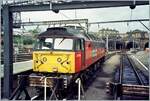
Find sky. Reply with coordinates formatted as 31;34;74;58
21;5;149;33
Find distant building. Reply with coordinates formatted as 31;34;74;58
98;28;120;38
126;29;149;49
98;28;124;50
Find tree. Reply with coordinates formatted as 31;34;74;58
28;28;41;36
23;36;34;45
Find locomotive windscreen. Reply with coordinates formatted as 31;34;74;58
34;38;73;51
54;38;73;50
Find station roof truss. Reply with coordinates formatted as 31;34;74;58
2;0;149;12
14;18;149;26
17;19;88;26
89;19;150;31
89;19;149;24
13;19;150;31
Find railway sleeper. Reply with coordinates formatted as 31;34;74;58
106;82;149;99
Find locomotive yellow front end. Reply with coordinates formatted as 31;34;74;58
33;51;75;73
33;37;75;74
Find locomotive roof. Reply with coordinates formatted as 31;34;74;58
38;27;89;40
38;27;73;37
37;27;105;43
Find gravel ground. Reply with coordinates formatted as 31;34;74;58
84;54;120;100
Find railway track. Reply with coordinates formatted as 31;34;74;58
108;52;149;100
120;54;148;85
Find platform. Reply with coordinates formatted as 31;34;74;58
1;60;32;78
127;51;149;77
131;51;149;68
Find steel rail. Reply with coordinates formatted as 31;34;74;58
119;53;124;84
115;52;124;100
126;54;144;85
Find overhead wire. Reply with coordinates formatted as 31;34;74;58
130;9;135;49
59;10;90;39
59;11;71;20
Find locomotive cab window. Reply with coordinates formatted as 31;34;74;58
75;39;84;51
54;38;73;50
42;38;53;49
34;37;73;51
34;38;53;50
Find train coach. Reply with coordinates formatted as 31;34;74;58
32;26;106;75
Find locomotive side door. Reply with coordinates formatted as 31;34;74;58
75;39;85;69
80;39;85;67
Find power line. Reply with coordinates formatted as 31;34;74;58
59;12;71;20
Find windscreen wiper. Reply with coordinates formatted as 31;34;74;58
58;38;66;45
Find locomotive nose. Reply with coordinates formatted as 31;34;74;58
33;51;75;73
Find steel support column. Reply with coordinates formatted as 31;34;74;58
3;5;13;99
148;0;150;71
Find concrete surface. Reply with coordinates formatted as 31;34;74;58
130;51;149;68
84;54;120;100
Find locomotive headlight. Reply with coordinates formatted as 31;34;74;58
57;57;62;62
52;67;58;72
42;57;47;62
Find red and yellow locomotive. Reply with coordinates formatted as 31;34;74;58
33;26;106;74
